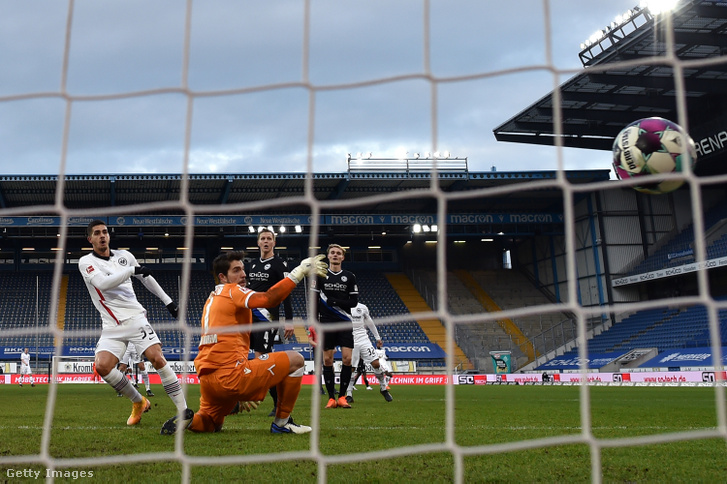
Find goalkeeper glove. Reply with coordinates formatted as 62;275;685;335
287;254;328;284
239;401;261;412
134;266;153;278
166;302;179;319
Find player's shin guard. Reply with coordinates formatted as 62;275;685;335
323;365;336;399
141;371;150;389
103;368;143;402
157;363;187;412
339;364;352;398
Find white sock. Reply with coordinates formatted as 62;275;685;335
157;363;187;411
374;367;386;390
103;368;142;402
141;371;150;390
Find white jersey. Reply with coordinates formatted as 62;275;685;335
350;303;381;346
20;352;30;367
79;249;172;329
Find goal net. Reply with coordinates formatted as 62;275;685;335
2;1;726;483
51;355;100;384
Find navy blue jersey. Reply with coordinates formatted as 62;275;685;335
245;255;293;321
312;269;358;323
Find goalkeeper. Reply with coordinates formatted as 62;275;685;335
161;250;327;435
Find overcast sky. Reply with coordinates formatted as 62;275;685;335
0;0;643;176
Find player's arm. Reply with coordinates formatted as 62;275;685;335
135;270;179;317
325;291;358;310
281;293;295;339
246;255;327;309
84;264;135;291
364;310;382;342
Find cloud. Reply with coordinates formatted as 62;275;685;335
0;0;637;176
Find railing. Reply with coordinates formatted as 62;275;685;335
347;156;468;177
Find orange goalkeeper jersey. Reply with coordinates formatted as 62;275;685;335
194;278;295;376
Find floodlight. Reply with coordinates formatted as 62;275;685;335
295;225;302;233
412;223;422;233
643;0;679;15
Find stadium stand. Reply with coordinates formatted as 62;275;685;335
0;272;54;347
629;202;727;276
544;299;727;369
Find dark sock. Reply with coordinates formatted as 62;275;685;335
339;364;352;397
269;385;278;407
323;366;336;399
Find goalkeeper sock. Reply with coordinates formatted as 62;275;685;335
103;367;142;402
157;363;187;411
323;365;336;399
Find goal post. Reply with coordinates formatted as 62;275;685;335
50;355;101;384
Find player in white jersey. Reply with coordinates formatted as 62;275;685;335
79;220;190;427
117;344;154;397
19;347;35;387
345;303;392;403
375;346;393;390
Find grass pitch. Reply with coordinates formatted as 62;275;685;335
1;383;726;483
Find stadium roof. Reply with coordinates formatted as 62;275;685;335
493;0;727;174
0;170;610;214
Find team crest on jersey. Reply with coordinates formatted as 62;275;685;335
117;257;128;266
258;354;270;360
341;276;348;282
264;263;271;270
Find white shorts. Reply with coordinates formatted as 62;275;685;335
351;340;378;368
20;364;32;375
95;314;161;362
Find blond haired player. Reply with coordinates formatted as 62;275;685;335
161;250;327;435
311;243;358;409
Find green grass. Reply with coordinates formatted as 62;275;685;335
1;384;726;483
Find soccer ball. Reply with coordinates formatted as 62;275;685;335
612;117;697;195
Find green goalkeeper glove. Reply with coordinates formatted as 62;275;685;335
239;401;261;412
287;254;328;284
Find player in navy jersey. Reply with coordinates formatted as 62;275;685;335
244;228;294;416
311;243;358;409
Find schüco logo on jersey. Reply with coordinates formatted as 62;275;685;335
324;282;349;291
247;272;270;280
